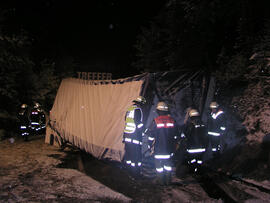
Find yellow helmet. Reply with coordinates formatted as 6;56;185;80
133;96;146;104
21;104;27;108
189;109;200;117
156;102;169;111
34;102;41;108
210;101;219;109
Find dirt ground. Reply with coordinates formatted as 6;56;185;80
0;135;133;203
1;133;270;203
1;135;201;203
209;140;270;181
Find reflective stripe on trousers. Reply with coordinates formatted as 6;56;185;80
208;131;220;136
154;154;171;159
187;148;206;153
124;138;142;145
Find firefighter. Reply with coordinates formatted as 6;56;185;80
29;102;42;133
123;96;146;176
37;105;46;131
207;101;227;156
18;104;30;141
182;108;208;172
147;101;177;185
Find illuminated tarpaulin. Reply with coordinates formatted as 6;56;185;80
45;71;215;162
46;74;147;162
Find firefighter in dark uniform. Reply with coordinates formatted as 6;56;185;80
29;102;42;133
207;101;227;156
123;96;146;175
18;104;30;141
182;109;208;172
37;105;46;131
147;102;177;185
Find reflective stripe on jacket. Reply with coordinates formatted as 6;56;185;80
151;115;175;155
124;105;143;134
154;115;175;129
208;109;226;136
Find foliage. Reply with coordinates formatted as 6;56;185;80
133;23;170;72
133;0;243;72
133;0;270;143
215;51;248;86
0;33;36;111
32;60;61;111
0;7;77;126
0;31;62;120
231;21;270;141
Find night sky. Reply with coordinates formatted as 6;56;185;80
1;0;167;76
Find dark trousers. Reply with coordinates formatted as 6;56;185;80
186;152;204;165
20;124;29;141
209;136;221;151
154;157;172;172
154;156;172;185
124;142;142;167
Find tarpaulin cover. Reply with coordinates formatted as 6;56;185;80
48;78;144;162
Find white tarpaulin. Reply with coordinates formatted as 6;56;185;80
47;78;144;162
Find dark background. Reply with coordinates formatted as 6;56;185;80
0;0;167;76
1;0;270;112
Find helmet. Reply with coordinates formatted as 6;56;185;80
21;104;27;108
189;109;200;117
156;102;169;111
34;102;40;108
133;96;146;104
209;101;219;109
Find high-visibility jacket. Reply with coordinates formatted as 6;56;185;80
123;104;144;145
149;115;176;155
207;109;226;137
124;105;143;134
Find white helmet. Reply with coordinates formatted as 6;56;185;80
34;102;40;108
133;96;146;104
21;104;27;108
156;102;169;111
210;101;219;109
189;109;200;117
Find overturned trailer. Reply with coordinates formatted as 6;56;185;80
45;70;215;162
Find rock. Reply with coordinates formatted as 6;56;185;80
9;137;15;143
